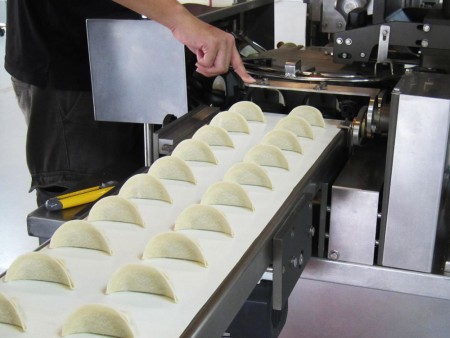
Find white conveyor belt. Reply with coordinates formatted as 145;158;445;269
0;113;341;337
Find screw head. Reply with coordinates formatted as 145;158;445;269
423;24;430;32
360;52;366;58
345;38;352;45
336;37;343;45
298;253;304;267
290;256;298;268
328;250;340;261
421;39;429;48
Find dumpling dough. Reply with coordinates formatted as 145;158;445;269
201;181;254;211
49;220;112;255
148;156;196;184
61;303;134;337
192;125;234;148
229;101;266;122
172;139;218;164
142;232;207;267
275;116;314;139
261;129;303;154
119;174;172;203
244;144;289;170
174;204;233;236
87;196;145;227
4;252;74;289
210;111;250;133
224;162;272;189
106;264;177;302
289;105;325;127
0;292;26;332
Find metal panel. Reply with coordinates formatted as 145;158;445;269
87;19;187;124
280;260;450;338
328;188;379;264
381;72;450;273
328;146;385;265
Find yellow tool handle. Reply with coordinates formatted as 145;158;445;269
59;186;115;209
54;186;100;200
45;186;115;211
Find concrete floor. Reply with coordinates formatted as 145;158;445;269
0;4;38;274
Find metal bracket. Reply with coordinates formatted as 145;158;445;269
284;59;302;78
377;25;390;63
374;24;394;76
273;195;313;310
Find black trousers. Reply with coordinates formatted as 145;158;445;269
12;78;144;205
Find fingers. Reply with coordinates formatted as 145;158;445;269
230;48;256;83
195;34;255;83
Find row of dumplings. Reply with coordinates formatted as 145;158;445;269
0;102;325;336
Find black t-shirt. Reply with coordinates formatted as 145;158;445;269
5;0;141;90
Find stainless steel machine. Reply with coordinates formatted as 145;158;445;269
230;1;450;337
14;0;450;337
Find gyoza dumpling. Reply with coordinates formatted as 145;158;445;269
192;125;234;148
172;139;218;164
87;196;145;227
106;264;177;302
174;204;233;236
119;174;172;203
229;101;265;122
289;105;325;127
142;232;207;267
4;252;74;289
148;156;196;184
201;181;254;211
224;162;272;189
0;292;26;332
275;116;314;139
62;304;134;337
210;111;250;133
49;220;112;255
244;144;289;170
261;129;303;154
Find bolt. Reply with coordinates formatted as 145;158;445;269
423;24;430;32
421;39;429;48
345;38;352;45
328;250;340;261
360;52;366;58
298;253;304;267
382;29;389;37
341;53;348;59
290;256;298;268
337;22;343;29
336;37;343;45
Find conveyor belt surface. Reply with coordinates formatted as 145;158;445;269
0;113;341;337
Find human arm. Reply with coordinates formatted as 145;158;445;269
113;0;255;83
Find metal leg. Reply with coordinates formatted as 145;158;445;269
143;123;154;167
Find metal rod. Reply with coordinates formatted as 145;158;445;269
143;123;154;167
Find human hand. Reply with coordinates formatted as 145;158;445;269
171;15;255;83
